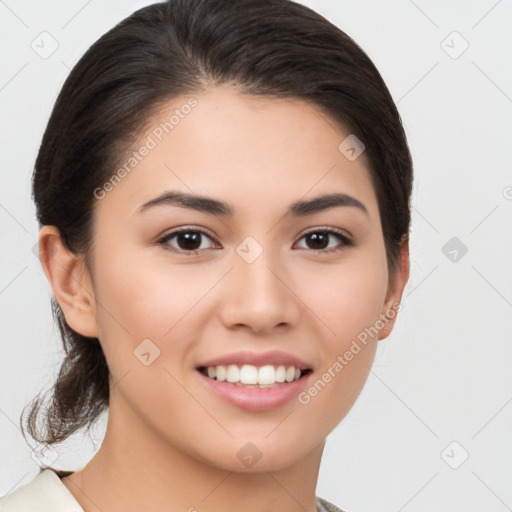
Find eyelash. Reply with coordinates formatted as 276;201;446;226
156;226;354;256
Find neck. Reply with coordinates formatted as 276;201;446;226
61;393;325;512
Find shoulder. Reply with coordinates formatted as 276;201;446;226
0;469;83;512
316;496;350;512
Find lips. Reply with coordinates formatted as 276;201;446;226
195;350;313;411
196;350;313;386
197;350;312;370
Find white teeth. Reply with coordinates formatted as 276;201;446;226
216;365;226;382
275;365;286;382
226;364;239;383
202;364;305;385
258;365;275;385
285;366;295;382
240;364;258;384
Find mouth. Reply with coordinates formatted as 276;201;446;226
197;364;313;388
195;350;314;411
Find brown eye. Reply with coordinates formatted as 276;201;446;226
157;228;217;255
295;229;353;253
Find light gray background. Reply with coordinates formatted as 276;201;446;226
1;1;511;511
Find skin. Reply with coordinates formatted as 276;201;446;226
39;84;409;512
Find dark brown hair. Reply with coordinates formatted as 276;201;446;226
23;0;413;449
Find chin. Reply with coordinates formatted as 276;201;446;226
193;436;321;474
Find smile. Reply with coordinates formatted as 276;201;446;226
198;364;312;388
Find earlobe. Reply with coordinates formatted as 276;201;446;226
38;225;99;338
378;234;410;340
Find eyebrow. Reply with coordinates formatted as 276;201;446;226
138;190;369;217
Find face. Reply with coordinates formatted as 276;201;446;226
66;85;406;472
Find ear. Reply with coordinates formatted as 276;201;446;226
378;234;410;340
37;225;99;338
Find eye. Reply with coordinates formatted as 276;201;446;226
157;227;218;255
294;228;354;253
157;226;354;256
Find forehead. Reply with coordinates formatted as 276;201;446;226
94;85;379;224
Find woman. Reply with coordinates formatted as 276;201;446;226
0;0;412;510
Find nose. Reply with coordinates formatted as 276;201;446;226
218;247;301;335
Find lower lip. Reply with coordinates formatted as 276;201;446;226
197;371;312;412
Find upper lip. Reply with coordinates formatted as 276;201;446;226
197;350;312;370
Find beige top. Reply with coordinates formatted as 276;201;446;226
0;468;346;512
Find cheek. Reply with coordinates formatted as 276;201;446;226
93;249;210;337
302;253;389;346
89;257;205;417
300;348;376;438
293;252;387;414
90;247;222;380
